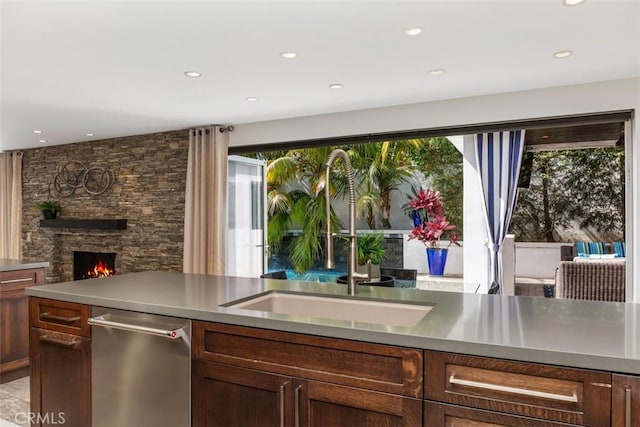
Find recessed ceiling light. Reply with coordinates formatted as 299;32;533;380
553;50;573;58
329;83;343;89
184;71;202;78
245;97;259;102
563;0;586;6
542;135;550;139
429;68;445;75
85;133;94;137
280;52;297;59
33;130;42;134
404;27;422;36
38;139;47;143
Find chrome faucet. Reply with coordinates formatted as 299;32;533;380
323;149;369;296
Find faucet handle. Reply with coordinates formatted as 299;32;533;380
352;260;372;283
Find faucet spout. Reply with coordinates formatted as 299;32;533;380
324;149;369;296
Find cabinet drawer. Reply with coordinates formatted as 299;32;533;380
193;321;423;398
29;297;90;336
425;401;576;427
424;350;611;425
0;268;44;291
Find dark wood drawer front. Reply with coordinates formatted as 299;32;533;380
302;379;422;426
425;401;576;427
0;268;44;291
193;321;423;398
424;351;611;425
29;297;90;336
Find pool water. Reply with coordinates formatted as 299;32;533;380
280;269;345;283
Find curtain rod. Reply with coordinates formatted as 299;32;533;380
189;124;235;133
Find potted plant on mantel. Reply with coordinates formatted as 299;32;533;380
356;233;387;280
404;188;460;276
36;200;62;220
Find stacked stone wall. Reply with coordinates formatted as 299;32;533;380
21;130;188;283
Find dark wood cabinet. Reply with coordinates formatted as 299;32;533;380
299;378;421;426
193;359;292;427
612;374;640;427
192;359;421;427
424;350;612;426
0;267;44;383
192;321;423;427
425;401;576;426
29;297;91;427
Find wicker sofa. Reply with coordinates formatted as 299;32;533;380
555;260;626;302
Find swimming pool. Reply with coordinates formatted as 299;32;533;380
279;269;345;283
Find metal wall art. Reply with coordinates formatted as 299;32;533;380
49;160;114;197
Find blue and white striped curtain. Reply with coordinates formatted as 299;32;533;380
474;130;526;294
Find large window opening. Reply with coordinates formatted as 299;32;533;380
232;113;631;298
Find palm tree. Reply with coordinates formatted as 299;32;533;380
265;146;343;272
351;140;420;229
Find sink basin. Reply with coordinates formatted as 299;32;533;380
223;291;434;327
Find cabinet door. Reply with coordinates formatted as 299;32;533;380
0;281;30;382
613;374;640;427
29;327;91;427
296;379;422;427
0;268;44;382
192;359;292;427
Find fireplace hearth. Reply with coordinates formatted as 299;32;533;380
74;251;116;280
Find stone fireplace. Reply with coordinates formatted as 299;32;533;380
73;251;116;280
21;130;189;284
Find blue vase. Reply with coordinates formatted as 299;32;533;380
412;211;422;227
426;248;448;276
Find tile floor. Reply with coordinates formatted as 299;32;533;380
0;377;29;427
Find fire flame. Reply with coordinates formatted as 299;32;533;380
87;259;115;278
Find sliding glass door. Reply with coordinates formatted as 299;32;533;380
227;155;267;277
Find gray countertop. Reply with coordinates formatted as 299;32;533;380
0;258;50;272
25;270;640;375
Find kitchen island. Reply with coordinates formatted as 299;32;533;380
0;258;48;383
26;270;640;426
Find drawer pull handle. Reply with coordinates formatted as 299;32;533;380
625;387;632;427
40;312;81;324
1;277;33;284
39;335;78;348
449;375;578;403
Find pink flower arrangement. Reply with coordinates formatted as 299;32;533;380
405;188;460;249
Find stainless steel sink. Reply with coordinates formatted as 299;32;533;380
223;291;434;327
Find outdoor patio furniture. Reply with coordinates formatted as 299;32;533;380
260;270;288;280
555;260;625;302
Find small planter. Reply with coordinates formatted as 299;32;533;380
357;263;381;281
36;200;61;220
41;209;58;220
426;248;448;276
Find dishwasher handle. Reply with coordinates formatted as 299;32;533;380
88;315;184;339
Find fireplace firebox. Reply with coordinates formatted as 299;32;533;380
73;251;116;280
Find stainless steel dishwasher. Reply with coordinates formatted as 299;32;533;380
89;307;191;427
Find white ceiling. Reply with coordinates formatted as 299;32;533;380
1;0;639;151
